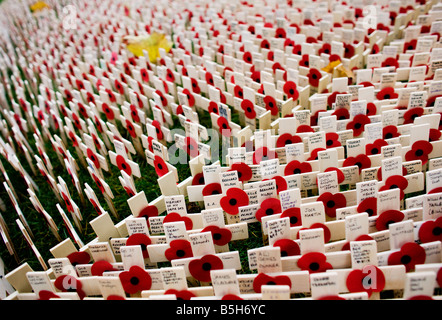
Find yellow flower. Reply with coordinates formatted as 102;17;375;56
30;1;50;12
124;32;172;63
321;60;341;73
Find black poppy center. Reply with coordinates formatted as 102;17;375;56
140;244;147;251
433;226;442;236
286;139;293;145
294;168;301;174
400;255;411;265
265;208;274;216
290;216;298;225
384;94;391;99
268;102;274;108
354;122;362;129
366;208;374;216
326;139;333;146
176;249;185;257
222;123;227;129
415;149;424;157
121;163;127;169
267;281;277;285
202;262;212;271
130;277;139;286
312;73;318;80
213;233;222;241
157;163;163;170
327;200;335;208
309;262;320;271
211;190;220;195
238;90;243;97
386;220;396;228
355;162;362;169
280;251;288;257
289;89;295;95
390;184;398;189
229;198;238;206
371;148;379;154
247;107;252;113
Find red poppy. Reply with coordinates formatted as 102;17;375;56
331;108;350;121
300;54;309;68
152;120;164;140
307;68;322;87
343;43;355;59
281;207;302;227
119;265;152;294
418;216;442;244
318;43;331;55
427;95;442;107
429;129;441;142
217;116;232;137
329;54;341;62
241;99;256;119
260;39;270;49
220;187;249;215
243;51;253;64
208;101;219;115
255;198;282;222
375;209;405;231
273;239;300;257
275;27;287;38
229;162;252;182
382;57;399;69
360;81;375;88
54;275;86;299
346;265;386;297
234;85;243;99
346;114;371;137
222;294;243;300
184;136;199;158
126;233;152;259
376;87;398;100
251;70;261;83
292;44;302;55
388;242;426;272
403;107;424;124
276;133;302;148
323;167;344;184
357;197;377;217
307;147;326;161
205;72;214;86
163;212;193;230
317;295;345;300
67;251;90;266
165;68;175;82
365;139;388;155
190;78;201;94
282;81;299;101
189;254;224;282
297;223;331;243
341;234;374;251
140;68;149;82
201;225;232;246
164;289;196;300
252;146;277;164
116;155;132;176
366;102;377;116
125;119;137;139
92;174;105;194
165;239;193;261
267;51;274;61
297;124;315;133
327;91;346;108
86;148;100;169
252;273;292;293
379;175;408;199
38;290;60;300
383;125;400;140
317;192;347;218
325;132;341;149
91;260;117;276
284;160;312;176
153;156;169;177
180;88;194;107
405;140;433;165
202;183;222;196
62;193;74;213
264;176;287;194
297;252;332;273
272;62;285;74
138;205;159;225
129;104;140;123
263;95;279;116
343;154;371;174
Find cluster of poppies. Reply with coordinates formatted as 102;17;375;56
1;0;442;301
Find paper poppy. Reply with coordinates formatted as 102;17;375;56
184;136;199;158
405;140;433;165
375;210;405;231
252;146;277;164
251;70;261;83
383;125;400;140
229;162;252;182
138;205;159;226
382;57;399;69
129;104;140;123
164;289;196;300
181;88;194;107
376;87;398;100
273;239;300;257
346;114;371;137
346;265;386;297
332;108;350;120
241;99;256;119
418;216;442;244
151;120;164;140
205;72;214;86
54;275;86;300
297;223;331;243
166;68;175;82
365;139;388;155
325;132;341;149
260;39;270;49
189;254;224;282
252;273;292;293
67;251;90;267
38;290;60;300
324;167;345;184
292;44;302;55
265;176;287;194
92;174;105;194
318;43;331;55
220;187;249;215
387;242;426;272
284;160;312;176
307;147;326;161
62;193;74;213
202;182;222;196
357;197;377;217
217;116;232;137
427;95;442;107
208;101;219;115
317;192;347;218
119;265;152;294
201;225;232;246
267;51;274;61
307;68;322;87
243;51;252;64
126;233;152;259
343;43;355;59
341;234;374;251
276;133;302;148
125;119;138;139
327;91;346;108
234;85;243;99
275;27;287;38
281;207;302;227
297;124;315;133
86;148;100;169
140;68;149;82
429;129;441;142
297;252;332;273
317;295;345;300
91;260;117;276
163;212;193;230
263;95;279;116
283;81;299;100
403;107;424;124
379;175;408;199
116;155;132;176
165;239;193;261
190;78;201;94
343;154;371;173
222;294;243;300
255;198;282;222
